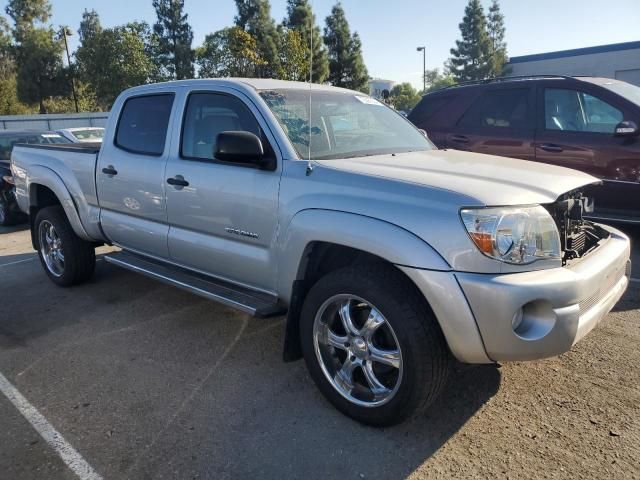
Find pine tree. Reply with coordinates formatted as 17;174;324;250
447;0;492;82
152;0;194;80
234;0;279;77
487;0;508;77
283;0;328;83
323;2;368;92
78;9;101;44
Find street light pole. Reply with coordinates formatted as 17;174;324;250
416;46;426;93
60;26;79;113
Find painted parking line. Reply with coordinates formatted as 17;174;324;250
0;372;103;480
0;257;36;268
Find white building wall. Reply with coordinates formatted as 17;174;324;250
508;48;640;86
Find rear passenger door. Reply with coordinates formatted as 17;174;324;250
164;89;282;292
97;93;176;258
448;87;536;161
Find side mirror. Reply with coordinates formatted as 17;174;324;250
614;120;639;137
215;131;267;167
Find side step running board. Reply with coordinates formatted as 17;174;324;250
104;251;286;318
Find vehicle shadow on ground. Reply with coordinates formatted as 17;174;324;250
0;223;29;235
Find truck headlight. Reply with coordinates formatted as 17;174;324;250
460;206;561;264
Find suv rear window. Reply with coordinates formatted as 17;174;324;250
458;88;531;129
115;94;174;155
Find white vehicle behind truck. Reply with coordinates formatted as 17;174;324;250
10;79;631;425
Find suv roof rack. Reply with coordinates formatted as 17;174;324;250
441;74;577;90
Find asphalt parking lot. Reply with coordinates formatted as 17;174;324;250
0;223;639;480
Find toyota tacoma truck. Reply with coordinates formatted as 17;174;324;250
10;79;632;426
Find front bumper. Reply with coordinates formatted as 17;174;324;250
456;225;631;362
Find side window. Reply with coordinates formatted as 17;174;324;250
181;93;261;161
458;89;531;129
409;95;454;125
544;88;623;133
115;94;174;155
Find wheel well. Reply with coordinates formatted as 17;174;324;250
283;242;432;362
29;184;61;249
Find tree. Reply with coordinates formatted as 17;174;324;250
0;16;31;114
389;83;421;112
76;25;153;109
283;0;328;83
78;8;101;44
446;0;492;82
6;0;65;113
275;28;308;81
323;2;368;92
196;27;265;78
234;0;279;77
423;68;455;93
487;0;508;77
152;0;194;80
5;0;50;34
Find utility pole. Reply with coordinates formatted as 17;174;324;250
60;26;79;113
416;46;426;93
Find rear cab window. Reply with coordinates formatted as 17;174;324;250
115;94;174;155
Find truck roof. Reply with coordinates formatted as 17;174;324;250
122;78;358;96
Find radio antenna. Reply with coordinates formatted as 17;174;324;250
306;0;314;175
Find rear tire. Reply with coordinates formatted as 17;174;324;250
34;206;95;287
300;264;451;426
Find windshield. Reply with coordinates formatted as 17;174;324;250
71;129;105;141
260;89;434;160
601;81;640;106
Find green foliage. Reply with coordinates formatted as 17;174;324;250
14;26;64;113
487;0;508;77
78;8;101;44
283;0;328;83
0;75;33;114
234;0;279;77
5;0;50;33
152;0;194;80
76;23;153;109
196;27;266;78
43;81;100;113
389;82;421;112
323;2;368;92
275;28;308;81
423;68;455;93
447;0;492;82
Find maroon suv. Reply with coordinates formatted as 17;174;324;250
408;76;640;223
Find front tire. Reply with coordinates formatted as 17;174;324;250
0;194;18;226
34;206;96;287
300;264;451;426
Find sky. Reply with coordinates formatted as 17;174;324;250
2;0;639;90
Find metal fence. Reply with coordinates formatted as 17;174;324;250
0;112;109;131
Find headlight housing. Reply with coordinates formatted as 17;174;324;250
460;206;561;264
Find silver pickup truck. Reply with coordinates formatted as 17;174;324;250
11;79;631;426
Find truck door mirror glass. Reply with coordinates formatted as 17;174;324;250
614;120;639;137
215;131;265;167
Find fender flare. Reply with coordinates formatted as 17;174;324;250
27;165;93;241
276;209;450;303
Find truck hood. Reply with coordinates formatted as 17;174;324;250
315;149;601;206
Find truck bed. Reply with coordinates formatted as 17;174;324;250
14;142;102;154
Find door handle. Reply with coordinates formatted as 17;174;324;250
101;166;118;176
539;143;563;153
167;176;189;187
450;135;470;144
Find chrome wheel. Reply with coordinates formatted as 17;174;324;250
38;220;65;277
313;294;403;407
